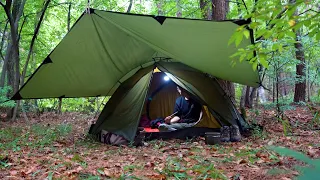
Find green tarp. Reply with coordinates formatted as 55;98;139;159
12;9;259;100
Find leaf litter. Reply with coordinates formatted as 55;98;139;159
0;106;319;179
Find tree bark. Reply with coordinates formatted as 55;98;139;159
245;86;250;108
293;34;306;103
239;85;247;118
200;0;211;19
290;0;306;103
210;0;235;102
0;20;8;61
249;87;257;108
157;0;163;16
255;88;259;107
240;86;246;108
212;0;228;20
307;59;310;102
0;0;26;120
0;42;11;87
67;2;71;30
126;0;133;13
176;0;182;17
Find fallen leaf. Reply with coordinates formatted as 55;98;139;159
267;140;274;146
10;170;18;176
104;168;112;177
145;162;155;168
76;166;83;172
292;171;299;176
281;177;291;180
183;157;191;162
238;159;248;164
5;176;20;180
24;166;37;175
256;159;265;164
146;174;166;180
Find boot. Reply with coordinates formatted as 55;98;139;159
220;126;230;142
230;125;241;142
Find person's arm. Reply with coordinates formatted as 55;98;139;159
169;116;180;124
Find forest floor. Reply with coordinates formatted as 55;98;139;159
0;105;320;180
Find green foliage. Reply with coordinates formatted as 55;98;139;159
0;86;16;108
277;118;292;136
0;123;72;151
269;146;320;180
159;156;227;179
228;0;320;70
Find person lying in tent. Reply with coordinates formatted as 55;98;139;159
158;86;203;132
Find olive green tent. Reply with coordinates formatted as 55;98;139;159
11;9;259;141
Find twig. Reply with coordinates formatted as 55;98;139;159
0;2;5;9
241;0;248;13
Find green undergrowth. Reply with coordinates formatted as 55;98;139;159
0;123;72;152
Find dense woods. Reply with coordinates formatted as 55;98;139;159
0;0;319;179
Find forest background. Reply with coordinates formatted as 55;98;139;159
0;0;320;179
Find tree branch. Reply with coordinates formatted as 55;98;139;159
0;19;9;61
21;0;52;86
126;0;133;13
298;8;319;16
17;14;27;42
0;2;5;9
241;0;248;13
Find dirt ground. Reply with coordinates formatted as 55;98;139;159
0;105;319;179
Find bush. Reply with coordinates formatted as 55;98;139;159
0;86;16;109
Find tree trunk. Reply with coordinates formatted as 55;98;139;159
157;0;163;16
58;98;62;114
1;0;27;120
255;88;259;107
240;86;246;108
273;72;275;103
176;0;182;17
127;0;133;13
239;85;247;118
290;0;306;103
0;20;8;61
293;31;306;102
276;68;280;115
245;86;250;108
210;0;235;102
249;87;257;108
67;2;71;29
199;0;210;19
307;59;310;102
212;0;228;20
0;42;11;87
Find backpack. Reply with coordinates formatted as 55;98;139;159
100;130;128;146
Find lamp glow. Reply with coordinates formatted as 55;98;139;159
164;76;170;81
